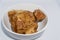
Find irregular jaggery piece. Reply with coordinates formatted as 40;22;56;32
8;10;38;34
33;9;46;21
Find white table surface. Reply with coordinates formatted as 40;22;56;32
0;0;60;40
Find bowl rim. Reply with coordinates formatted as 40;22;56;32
2;3;48;36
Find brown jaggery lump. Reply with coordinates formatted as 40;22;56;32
8;10;38;34
33;9;46;22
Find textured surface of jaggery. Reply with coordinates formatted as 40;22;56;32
8;10;38;34
33;9;46;21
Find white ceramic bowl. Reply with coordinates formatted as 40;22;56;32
1;3;48;40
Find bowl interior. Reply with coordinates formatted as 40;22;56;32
3;3;48;34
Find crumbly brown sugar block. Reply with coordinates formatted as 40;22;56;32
8;10;38;34
33;9;46;22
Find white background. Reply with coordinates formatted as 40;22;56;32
0;0;60;40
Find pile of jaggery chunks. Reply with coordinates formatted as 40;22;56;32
8;9;46;34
